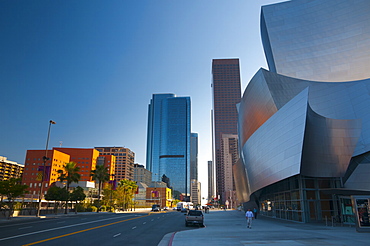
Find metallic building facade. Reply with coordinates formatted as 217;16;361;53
212;58;241;204
146;94;191;195
238;0;370;223
261;0;370;82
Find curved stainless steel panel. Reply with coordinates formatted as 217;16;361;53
239;69;370;195
261;0;370;82
242;88;308;194
301;104;362;177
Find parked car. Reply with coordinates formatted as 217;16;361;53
185;210;204;227
151;204;161;212
181;207;188;213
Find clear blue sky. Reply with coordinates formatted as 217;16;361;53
1;0;282;197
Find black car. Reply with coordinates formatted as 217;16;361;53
151;204;161;212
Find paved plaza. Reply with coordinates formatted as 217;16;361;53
159;210;369;246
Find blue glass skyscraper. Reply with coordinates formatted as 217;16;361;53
146;93;191;195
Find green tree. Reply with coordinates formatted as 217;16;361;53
173;190;181;200
45;186;69;214
172;199;181;208
58;162;81;214
0;178;28;219
115;179;137;211
90;165;109;212
70;186;86;214
101;183;115;210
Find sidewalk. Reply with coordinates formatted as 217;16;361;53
160;210;370;246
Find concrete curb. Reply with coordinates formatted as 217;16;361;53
157;232;176;246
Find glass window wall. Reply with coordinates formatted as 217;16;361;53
258;175;341;223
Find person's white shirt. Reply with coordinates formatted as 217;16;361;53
245;211;254;218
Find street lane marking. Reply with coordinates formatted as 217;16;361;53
19;227;33;230
132;226;136;229
0;219;53;229
143;222;146;224
0;214;135;242
22;214;150;246
113;233;121;237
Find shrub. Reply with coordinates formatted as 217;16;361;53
14;202;23;211
75;203;85;212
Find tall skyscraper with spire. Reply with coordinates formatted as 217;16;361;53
211;58;241;204
146;93;191;196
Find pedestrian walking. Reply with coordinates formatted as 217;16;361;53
253;207;258;219
245;209;254;229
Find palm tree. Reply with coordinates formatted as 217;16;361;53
116;179;138;211
58;162;81;214
90;165;110;212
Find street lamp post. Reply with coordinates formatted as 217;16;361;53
110;174;115;209
36;120;56;217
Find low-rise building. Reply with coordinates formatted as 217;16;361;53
22;149;70;199
0;156;24;181
134;182;148;207
146;186;172;208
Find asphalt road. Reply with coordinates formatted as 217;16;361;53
0;211;195;246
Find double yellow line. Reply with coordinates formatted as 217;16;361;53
23;214;150;246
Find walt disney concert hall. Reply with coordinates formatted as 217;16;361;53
236;0;370;227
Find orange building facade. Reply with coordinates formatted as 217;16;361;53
23;149;70;199
22;147;106;199
53;148;99;182
97;155;116;180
